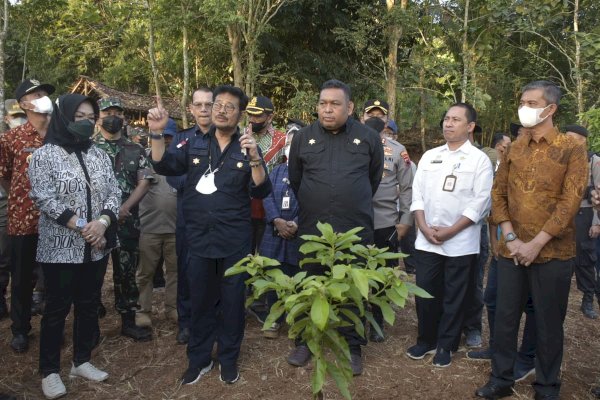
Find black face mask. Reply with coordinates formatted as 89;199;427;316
67;120;95;139
101;115;124;134
251;121;266;133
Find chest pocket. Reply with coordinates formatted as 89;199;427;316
453;166;476;193
346;141;370;156
121;151;139;172
217;152;250;193
188;148;208;169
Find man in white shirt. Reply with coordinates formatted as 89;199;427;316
406;102;493;368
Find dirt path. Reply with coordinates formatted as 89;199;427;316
1;267;599;399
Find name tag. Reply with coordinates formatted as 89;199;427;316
443;175;456;192
282;196;290;210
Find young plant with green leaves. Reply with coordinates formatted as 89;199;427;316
225;222;431;399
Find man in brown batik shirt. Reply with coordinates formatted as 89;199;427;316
476;81;588;400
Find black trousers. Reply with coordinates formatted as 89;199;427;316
187;250;248;369
372;226;397;326
491;257;572;396
574;207;597;300
463;223;489;333
9;234;38;336
176;225;191;330
251;218;266;254
0;225;10;299
39;257;108;375
415;250;477;351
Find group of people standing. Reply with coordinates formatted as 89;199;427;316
0;76;597;400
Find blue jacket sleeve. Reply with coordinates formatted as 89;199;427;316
263;166;281;223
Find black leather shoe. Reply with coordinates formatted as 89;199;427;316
591;386;600;399
176;327;190;345
10;333;29;353
287;345;311;367
0;393;17;400
475;381;513;399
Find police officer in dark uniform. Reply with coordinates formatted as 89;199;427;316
148;85;271;386
166;87;213;344
94;97;153;341
287;79;384;375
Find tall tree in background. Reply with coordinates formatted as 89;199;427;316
385;0;408;121
0;0;8;131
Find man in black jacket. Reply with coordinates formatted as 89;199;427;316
287;79;384;375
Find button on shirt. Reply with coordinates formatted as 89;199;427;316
152;127;272;258
411;140;493;257
0;122;43;235
288;119;384;242
373;137;413;229
166;125;206;228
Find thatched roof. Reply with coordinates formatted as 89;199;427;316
70;76;186;120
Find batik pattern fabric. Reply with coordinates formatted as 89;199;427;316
0;122;43;235
491;128;588;263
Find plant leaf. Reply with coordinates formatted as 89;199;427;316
350;268;369;299
310;293;329;331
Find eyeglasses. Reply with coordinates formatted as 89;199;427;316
74;113;97;122
213;102;237;113
191;102;213;110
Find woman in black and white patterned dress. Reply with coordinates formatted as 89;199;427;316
28;94;121;400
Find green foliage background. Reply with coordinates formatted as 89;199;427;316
4;0;600;149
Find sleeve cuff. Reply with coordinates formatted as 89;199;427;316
409;200;424;212
462;208;481;224
100;209;118;224
541;222;561;238
56;209;77;227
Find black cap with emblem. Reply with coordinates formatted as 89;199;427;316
15;79;55;102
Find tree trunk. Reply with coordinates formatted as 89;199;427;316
227;24;244;89
573;0;583;118
180;8;189;128
385;0;408;122
146;0;162;99
460;0;469;103
245;40;256;96
419;67;426;153
0;0;8;132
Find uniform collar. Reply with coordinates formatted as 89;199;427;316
442;139;472;154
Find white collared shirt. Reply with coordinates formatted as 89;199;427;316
410;140;493;257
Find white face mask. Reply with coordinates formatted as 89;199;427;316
7;117;26;129
518;105;551;128
29;96;54;114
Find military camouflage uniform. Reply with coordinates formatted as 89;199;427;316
95;135;153;314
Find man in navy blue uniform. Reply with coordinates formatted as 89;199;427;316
147;85;271;385
166;87;213;344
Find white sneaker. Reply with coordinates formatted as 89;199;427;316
69;362;108;382
42;373;67;399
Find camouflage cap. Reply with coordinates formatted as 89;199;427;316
98;97;124;111
5;99;25;115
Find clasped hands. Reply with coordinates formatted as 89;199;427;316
274;218;298;239
421;225;457;245
505;239;542;267
81;220;107;251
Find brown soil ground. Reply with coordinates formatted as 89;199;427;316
1;263;599;400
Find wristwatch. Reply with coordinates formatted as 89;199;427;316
149;131;164;140
75;218;87;231
505;232;517;242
